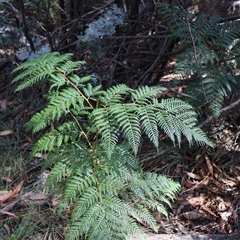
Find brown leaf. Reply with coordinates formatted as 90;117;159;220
29;193;47;200
25;135;33;143
219;219;231;233
182;211;203;219
1;177;13;183
0;99;7;109
205;154;213;175
184;171;202;180
153;211;161;222
3;224;11;235
218;202;227;212
184;180;195;189
0;210;18;218
219;177;237;187
0;129;14;136
0;180;24;203
51;197;60;207
14;180;24;193
50;122;55;131
0;191;16;203
183;176;210;192
176;222;189;234
187;194;205;207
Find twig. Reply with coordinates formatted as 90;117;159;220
18;0;35;51
141;146;176;163
200;99;240;127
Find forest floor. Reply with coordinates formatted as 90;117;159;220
1;50;240;239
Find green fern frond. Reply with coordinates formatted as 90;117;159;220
12;52;84;92
92;108;120;158
82;83;103;99
27;88;84;133
131;85;166;105
69;194;145;240
45;161;71;189
100;84;131;105
32;121;79;155
144;172;180;200
45;143;180;240
166;4;240;117
130;204;157;232
109;103;141;155
138;105;159;148
45;144;91;188
153;98;213;146
13;52;213;240
59;168;96;213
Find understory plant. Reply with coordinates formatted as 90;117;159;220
158;2;240;117
12;52;212;240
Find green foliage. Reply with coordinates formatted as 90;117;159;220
158;2;240;117
12;52;213;239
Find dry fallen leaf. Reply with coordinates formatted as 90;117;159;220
205;154;213;175
29;192;47;200
220;211;232;221
184;171;202;180
184;180;195;189
0;99;7;109
153;211;161;222
0;210;18;218
0;129;14;136
218;202;227;212
176;221;189;234
182;211;203;220
1;177;13;183
187;194;205;207
219;177;237;187
25;135;33;143
3;224;11;235
0;180;24;203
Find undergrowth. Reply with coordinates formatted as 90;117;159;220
12;52;213;240
158;2;240;117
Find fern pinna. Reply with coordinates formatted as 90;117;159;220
12;52;212;240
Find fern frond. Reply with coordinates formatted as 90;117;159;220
92;108;120;158
100;84;131;105
27;88;84;133
45;144;90;188
12;52;211;240
58;168;96;213
45;161;71;189
12;52;84;92
137;105;159;149
32;121;79;155
129;204;157;232
110;103;141;155
69;202;103;240
154;98;213;146
69;194;145;240
131;85;166;105
144;172;180;200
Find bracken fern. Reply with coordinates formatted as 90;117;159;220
12;52;212;240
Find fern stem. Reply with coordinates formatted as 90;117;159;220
90;133;102;203
57;69;95;109
69;109;93;149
